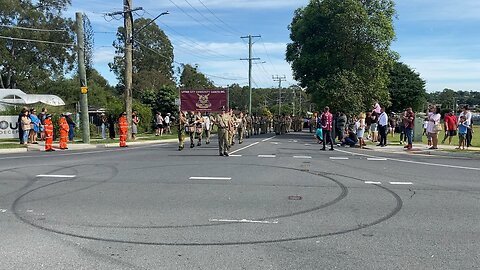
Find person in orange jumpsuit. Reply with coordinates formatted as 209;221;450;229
59;114;69;150
119;112;128;147
44;114;55;152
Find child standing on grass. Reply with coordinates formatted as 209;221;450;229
457;116;468;150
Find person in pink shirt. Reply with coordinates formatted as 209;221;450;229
321;106;334;151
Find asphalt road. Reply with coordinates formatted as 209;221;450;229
1;132;479;269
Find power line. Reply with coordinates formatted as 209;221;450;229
134;39;246;81
182;0;235;36
196;0;243;35
167;0;226;35
0;35;74;46
259;37;280;75
0;24;67;32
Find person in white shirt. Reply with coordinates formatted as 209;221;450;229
427;105;441;149
377;106;388;147
202;113;211;144
458;105;473;147
164;113;171;134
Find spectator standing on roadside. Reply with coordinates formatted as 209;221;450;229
44;114;55;152
119;112;128;147
335;112;347;143
20;109;31;144
398;112;406;145
155;112;164;136
388;113;396;138
427;106;441;150
377;106;388;147
458;105;473;147
39;108;47;141
29;108;40;144
442;110;457;145
65;113;75;142
101;113;107;140
404;107;415;150
108;114;116;140
370;110;378;142
164;113;172;134
132;111;139;140
357;112;366;149
457;116;469;150
320;106;334;151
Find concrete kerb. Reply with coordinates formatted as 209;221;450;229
0;139;179;154
363;143;480;158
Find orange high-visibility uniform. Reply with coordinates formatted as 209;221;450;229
44;118;54;151
59;116;69;149
119;115;128;147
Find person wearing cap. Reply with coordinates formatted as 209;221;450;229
216;106;231;156
44;114;55;152
119;112;128;147
58;114;69;150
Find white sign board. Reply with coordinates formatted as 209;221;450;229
0;116;19;139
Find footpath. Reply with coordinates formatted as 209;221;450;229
0;137;178;154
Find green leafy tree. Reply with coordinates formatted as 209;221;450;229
286;0;397;114
388;62;426;112
109;18;174;95
179;64;215;89
0;0;75;90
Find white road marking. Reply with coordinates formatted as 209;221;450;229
334;148;480;171
26;209;34;213
262;136;276;142
293;140;298;143
304;144;312;146
36;174;76;178
0;209;7;213
258;155;276;158
365;181;382;185
209;218;278;224
329;157;349;160
367;158;388;161
229;154;242;157
293;156;312;159
270;142;279;145
189;177;231;180
390;182;413;185
230;142;259;155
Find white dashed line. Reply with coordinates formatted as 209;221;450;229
367;158;388;161
0;209;7;213
230;142;259;154
270;142;279;145
258;155;276;158
293;156;312;159
304;144;312;146
262;136;276;142
229;154;242;157
329;157;349;160
36;175;76;178
365;181;382;185
390;182;413;185
189;177;232;180
209;218;278;224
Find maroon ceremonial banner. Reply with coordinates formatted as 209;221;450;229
180;89;228;112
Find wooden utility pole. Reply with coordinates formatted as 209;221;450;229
273;75;286;115
124;0;134;139
75;12;90;143
241;34;261;114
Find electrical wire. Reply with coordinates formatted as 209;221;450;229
196;0;243;35
0;24;68;32
0;35;75;46
167;0;226;35
182;0;235;36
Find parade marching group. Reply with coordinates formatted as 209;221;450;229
175;107;304;156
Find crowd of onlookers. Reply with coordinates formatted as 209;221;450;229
312;103;475;151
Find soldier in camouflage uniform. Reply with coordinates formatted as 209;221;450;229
216;107;231;156
236;111;245;144
177;111;187;151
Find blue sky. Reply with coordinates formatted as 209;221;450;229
66;0;480;92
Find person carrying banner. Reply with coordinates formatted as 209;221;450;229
58;114;69;150
44;114;55;152
119;112;128;147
